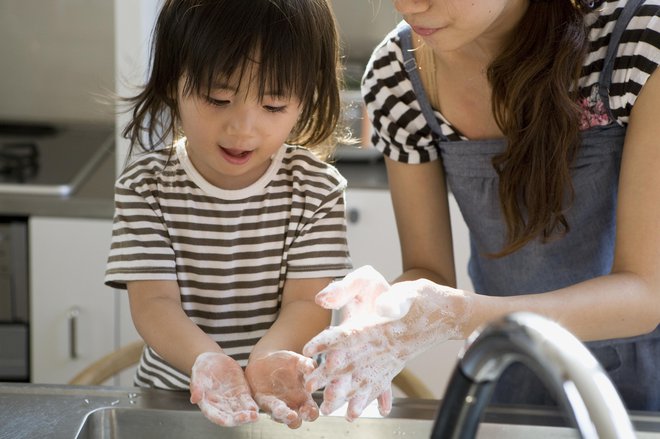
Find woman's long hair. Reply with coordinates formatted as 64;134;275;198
487;0;598;256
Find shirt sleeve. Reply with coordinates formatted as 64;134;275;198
361;30;441;164
105;173;177;289
285;169;353;279
604;3;660;123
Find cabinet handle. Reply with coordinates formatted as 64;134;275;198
347;208;360;224
67;306;80;360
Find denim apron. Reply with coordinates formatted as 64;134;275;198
398;0;659;410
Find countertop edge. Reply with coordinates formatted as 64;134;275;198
0;153;389;221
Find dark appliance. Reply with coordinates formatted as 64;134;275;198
0;217;29;381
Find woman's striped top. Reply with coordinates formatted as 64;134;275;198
105;140;352;390
362;0;660;164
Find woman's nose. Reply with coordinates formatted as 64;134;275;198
393;0;431;14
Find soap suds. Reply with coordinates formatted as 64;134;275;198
304;266;473;421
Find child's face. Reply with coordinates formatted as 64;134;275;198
177;65;302;190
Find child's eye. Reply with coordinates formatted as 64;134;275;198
205;96;229;107
264;105;286;113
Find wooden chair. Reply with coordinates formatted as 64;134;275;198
68;340;145;386
393;367;434;399
68;341;434;399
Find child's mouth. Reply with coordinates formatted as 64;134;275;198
220;146;253;164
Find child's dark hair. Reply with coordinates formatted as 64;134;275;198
122;0;342;161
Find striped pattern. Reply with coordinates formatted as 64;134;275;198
105;140;352;390
362;0;660;164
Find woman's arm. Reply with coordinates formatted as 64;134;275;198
610;66;660;329
387;70;660;342
530;67;660;341
127;279;222;374
385;157;457;288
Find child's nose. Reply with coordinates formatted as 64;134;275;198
393;0;431;15
226;105;257;137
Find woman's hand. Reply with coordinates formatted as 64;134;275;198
189;352;259;427
304;266;395;419
303;265;471;421
245;351;319;429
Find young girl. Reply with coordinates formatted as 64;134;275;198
105;0;351;429
304;0;660;420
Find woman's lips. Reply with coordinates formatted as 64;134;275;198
219;146;253;165
411;25;443;37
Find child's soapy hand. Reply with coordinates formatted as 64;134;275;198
245;351;318;429
189;352;259;427
303;266;470;421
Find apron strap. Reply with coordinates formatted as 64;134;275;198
398;25;449;142
598;0;646;116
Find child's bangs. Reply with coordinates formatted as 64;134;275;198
254;40;314;103
178;0;317;103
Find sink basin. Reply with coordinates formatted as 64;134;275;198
4;383;660;439
75;407;431;438
73;406;593;439
74;405;660;439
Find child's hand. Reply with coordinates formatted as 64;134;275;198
190;352;259;427
245;351;318;429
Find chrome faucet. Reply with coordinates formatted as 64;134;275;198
430;312;636;439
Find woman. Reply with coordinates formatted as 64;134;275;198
304;0;660;419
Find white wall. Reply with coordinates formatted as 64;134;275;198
331;0;401;63
113;0;161;174
0;0;115;123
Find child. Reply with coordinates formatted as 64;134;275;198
105;0;352;429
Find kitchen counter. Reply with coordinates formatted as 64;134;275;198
0;383;241;439
0;382;435;439
335;157;389;190
2;382;660;439
0;148;389;220
0;147;116;220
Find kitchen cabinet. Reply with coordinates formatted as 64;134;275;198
29;216;139;386
345;189;403;283
344;188;472;398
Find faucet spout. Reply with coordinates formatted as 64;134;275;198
430;312;636;439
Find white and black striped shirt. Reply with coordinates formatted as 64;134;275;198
363;0;660;164
105;140;352;389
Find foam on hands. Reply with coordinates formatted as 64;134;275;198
304;266;473;420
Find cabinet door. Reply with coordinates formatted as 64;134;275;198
345;189;472;288
29;217;116;384
345;189;402;281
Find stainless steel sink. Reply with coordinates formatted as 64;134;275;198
4;383;660;439
72;406;591;439
75;407;431;439
73;402;660;439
